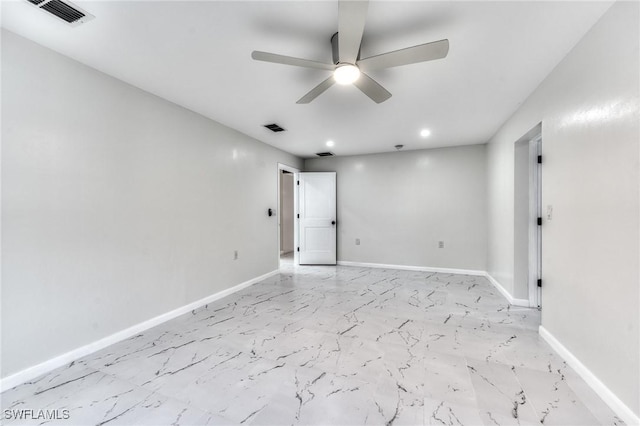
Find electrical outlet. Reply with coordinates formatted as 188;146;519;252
546;205;553;220
355;238;361;245
234;250;238;260
438;241;445;249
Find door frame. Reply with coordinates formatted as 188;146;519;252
527;135;542;308
277;163;300;267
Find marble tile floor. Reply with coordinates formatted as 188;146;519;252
1;264;624;426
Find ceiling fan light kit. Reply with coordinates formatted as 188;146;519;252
251;0;449;104
333;64;361;85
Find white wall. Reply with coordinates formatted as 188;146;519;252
1;30;303;378
279;172;294;254
486;2;639;417
305;145;487;271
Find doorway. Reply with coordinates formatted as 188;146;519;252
514;132;542;308
278;163;299;268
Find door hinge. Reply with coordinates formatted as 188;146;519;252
297;247;300;252
297;180;300;186
537;155;542;164
537;279;542;287
297;214;300;219
537;217;542;226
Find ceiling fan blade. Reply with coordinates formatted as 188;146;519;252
252;51;334;71
353;72;391;103
357;39;449;71
338;0;369;64
297;76;336;104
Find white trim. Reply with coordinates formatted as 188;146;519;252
539;326;640;426
337;260;485;276
527;135;542;309
277;163;300;266
0;270;279;393
293;172;299;266
484;273;530;307
277;163;300;174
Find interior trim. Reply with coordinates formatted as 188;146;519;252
539;326;640;426
337;260;486;276
484;273;530;307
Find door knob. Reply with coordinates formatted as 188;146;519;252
331;220;336;225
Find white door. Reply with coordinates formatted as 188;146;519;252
298;172;337;265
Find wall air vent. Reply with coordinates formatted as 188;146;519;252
315;152;335;157
264;123;286;132
26;0;95;27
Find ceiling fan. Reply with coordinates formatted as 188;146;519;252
251;0;449;104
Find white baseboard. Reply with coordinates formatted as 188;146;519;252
0;269;279;393
337;260;486;276
539;326;639;426
483;273;530;307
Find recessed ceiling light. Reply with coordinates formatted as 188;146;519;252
326;140;335;147
333;64;361;85
420;129;431;138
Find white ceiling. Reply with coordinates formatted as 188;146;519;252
2;1;613;158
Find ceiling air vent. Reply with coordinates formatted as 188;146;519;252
26;0;95;27
315;152;335;157
264;123;286;133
